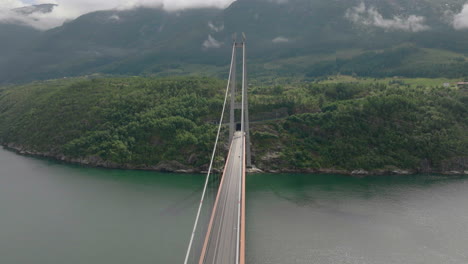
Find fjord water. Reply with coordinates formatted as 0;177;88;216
1;148;467;264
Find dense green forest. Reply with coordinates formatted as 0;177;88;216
0;77;467;173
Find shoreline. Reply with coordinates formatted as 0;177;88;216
2;144;467;176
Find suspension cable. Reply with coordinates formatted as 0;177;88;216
183;42;237;264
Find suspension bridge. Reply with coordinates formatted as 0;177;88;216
184;34;251;264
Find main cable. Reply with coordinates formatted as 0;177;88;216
183;42;237;264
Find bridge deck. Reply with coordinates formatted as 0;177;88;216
200;131;245;264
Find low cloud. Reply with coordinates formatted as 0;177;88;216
453;4;468;30
0;0;236;30
267;0;288;4
208;22;224;32
0;0;23;9
0;2;65;30
203;35;223;49
345;2;430;32
272;36;289;43
109;14;120;21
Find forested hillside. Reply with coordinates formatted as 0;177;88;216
1;77;466;174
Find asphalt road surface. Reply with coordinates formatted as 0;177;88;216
202;131;244;264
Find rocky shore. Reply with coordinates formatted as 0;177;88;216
2;143;467;176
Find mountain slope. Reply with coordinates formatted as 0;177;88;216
2;0;468;83
1;76;466;173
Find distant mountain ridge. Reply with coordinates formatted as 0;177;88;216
1;0;468;84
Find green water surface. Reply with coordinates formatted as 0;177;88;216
1;148;467;264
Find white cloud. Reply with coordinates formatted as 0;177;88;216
0;1;27;26
208;22;224;32
0;0;24;9
272;36;289;43
453;4;468;30
267;0;288;4
0;4;72;30
203;35;222;49
345;2;430;32
0;0;237;30
109;14;120;21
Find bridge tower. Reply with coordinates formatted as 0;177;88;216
229;33;252;167
183;33;250;264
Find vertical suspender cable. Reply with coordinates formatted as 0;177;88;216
183;42;237;264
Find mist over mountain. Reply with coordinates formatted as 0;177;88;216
13;4;57;15
2;0;468;84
